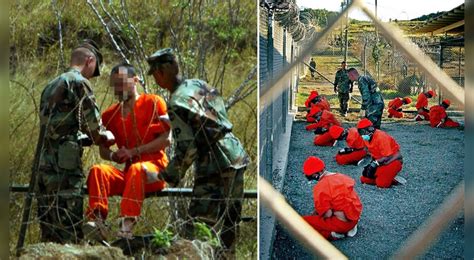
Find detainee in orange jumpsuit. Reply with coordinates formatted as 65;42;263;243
305;92;331;122
329;126;367;165
85;64;171;239
302;156;362;240
304;90;319;108
306;107;341;146
429;99;461;128
414;90;435;121
387;97;412;118
357;119;404;188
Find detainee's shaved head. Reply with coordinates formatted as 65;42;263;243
70;47;95;65
110;63;137;77
109;63;138;101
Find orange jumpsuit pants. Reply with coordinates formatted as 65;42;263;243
314;132;336;146
415;93;431;121
360;160;403;188
302;215;358;240
416;110;430;121
387;98;404;118
388;108;403;118
442;118;461;128
335;149;367;165
86;161;166;219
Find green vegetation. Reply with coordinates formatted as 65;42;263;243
152;228;174;249
410;11;445;21
300;8;338;29
193;222;220;247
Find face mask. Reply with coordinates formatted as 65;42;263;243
362;134;371;141
305;172;321;182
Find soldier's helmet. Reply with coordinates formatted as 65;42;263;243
77;39;102;77
146;48;175;75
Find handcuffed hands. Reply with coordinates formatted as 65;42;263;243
114;147;134;163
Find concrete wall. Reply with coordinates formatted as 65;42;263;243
259;8;300;183
259;6;300;260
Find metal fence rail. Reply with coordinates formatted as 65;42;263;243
9;185;258;198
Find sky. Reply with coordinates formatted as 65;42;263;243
296;0;464;21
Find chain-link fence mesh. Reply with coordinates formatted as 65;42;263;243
259;0;464;258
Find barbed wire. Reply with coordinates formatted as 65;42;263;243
271;1;317;42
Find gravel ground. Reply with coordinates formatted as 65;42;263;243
272;119;464;259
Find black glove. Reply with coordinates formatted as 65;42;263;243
423;107;429;113
397;108;402;112
338;148;354;155
362;161;378;179
370;160;380;168
314;128;328;135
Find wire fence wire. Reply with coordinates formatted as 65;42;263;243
259;0;464;257
10;1;258;257
10;186;258;255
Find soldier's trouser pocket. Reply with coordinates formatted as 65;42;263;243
58;141;81;170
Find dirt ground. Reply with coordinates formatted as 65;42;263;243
271;118;464;259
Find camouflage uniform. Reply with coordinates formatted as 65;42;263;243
36;67;105;243
160;79;249;250
309;60;316;79
334;68;353;114
358;75;384;129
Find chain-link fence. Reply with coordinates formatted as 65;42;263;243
259;0;464;258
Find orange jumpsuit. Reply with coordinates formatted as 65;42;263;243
317;97;331;112
387;98;404;118
306;111;341;146
415;93;430;121
306;97;331;122
303;173;362;240
360;130;403;188
304;91;319;108
86;94;169;219
429;105;460;128
335;128;367;165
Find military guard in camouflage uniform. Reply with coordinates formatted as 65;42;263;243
309;58;317;79
347;68;384;129
36;40;111;243
146;48;249;254
334;61;353;117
